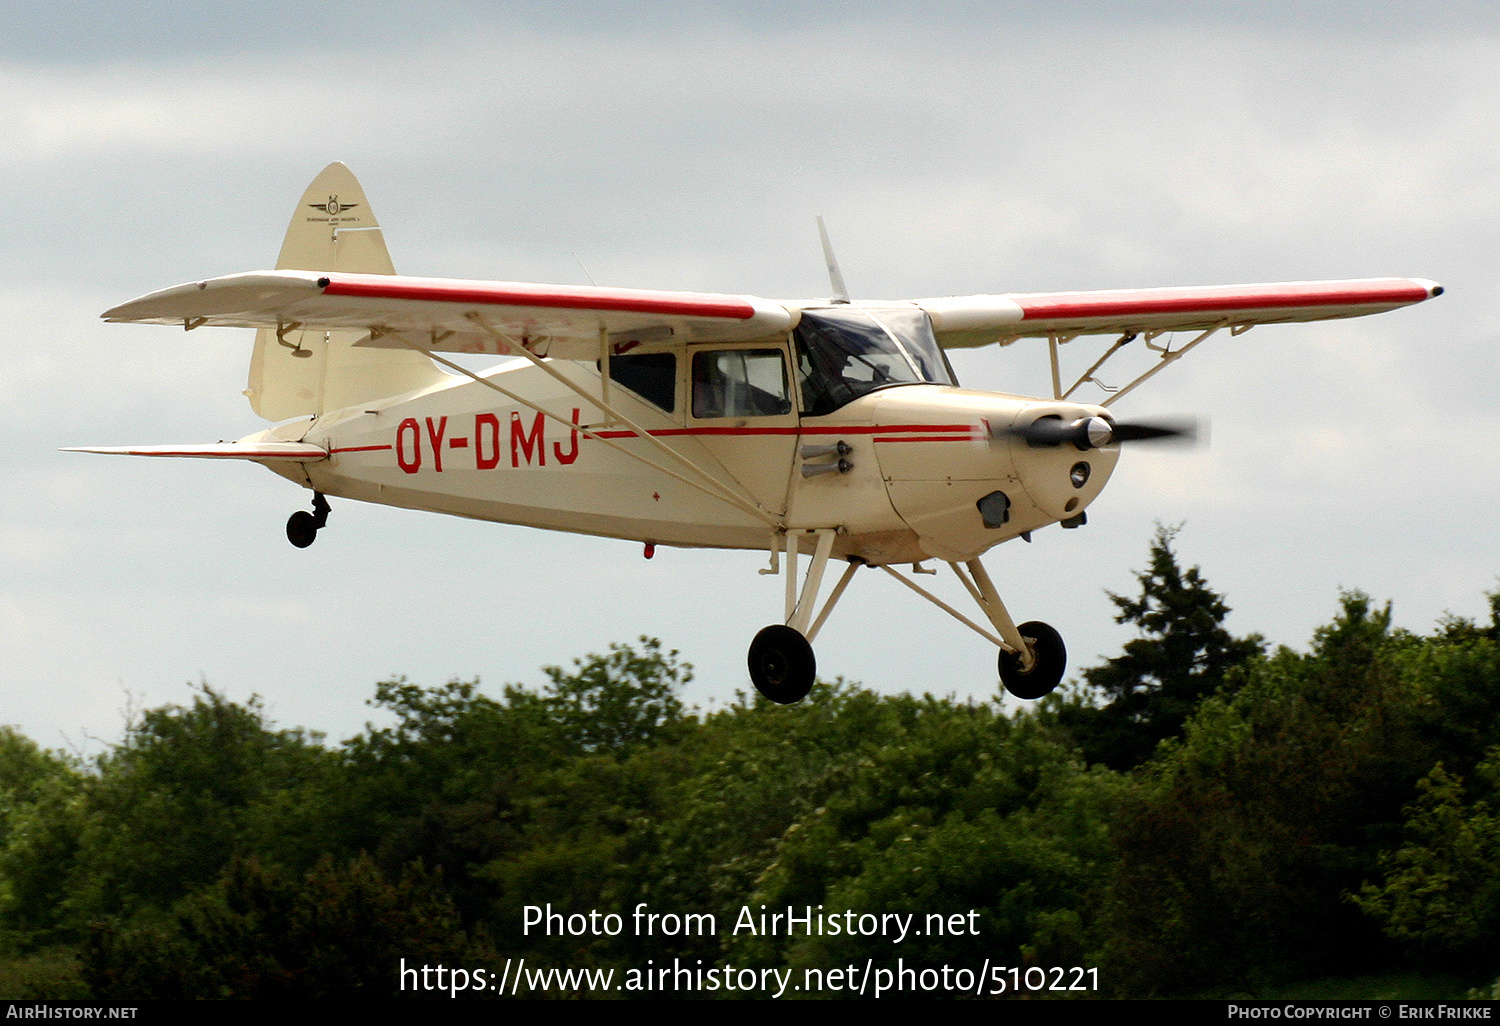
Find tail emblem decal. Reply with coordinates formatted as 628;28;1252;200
308;195;358;216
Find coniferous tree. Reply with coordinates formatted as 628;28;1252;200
1061;524;1263;769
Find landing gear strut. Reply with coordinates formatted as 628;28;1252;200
286;492;330;549
747;529;860;705
746;532;1068;704
877;558;1067;701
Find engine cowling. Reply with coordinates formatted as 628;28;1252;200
869;387;1119;561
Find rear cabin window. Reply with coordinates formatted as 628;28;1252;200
691;349;793;419
608;352;676;413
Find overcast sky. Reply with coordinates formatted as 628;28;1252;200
2;2;1497;750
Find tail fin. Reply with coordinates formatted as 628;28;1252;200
245;162;448;421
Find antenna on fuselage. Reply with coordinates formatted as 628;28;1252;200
816;215;850;304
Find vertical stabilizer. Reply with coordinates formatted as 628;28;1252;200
246;163;448;421
274;161;396;275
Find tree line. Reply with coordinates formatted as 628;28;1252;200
1;527;1497;999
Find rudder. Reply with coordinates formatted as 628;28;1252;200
245;162;448;421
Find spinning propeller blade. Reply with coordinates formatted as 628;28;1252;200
993;415;1201;450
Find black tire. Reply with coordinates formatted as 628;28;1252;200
748;625;816;705
286;510;319;549
998;620;1066;700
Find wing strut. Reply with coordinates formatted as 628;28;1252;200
873;559;1033;663
807;560;859;643
1060;332;1135;400
1049;336;1062;400
952;559;1030;663
597;323;614;427
1101;322;1229;407
878;564;1009;652
374;328;779;528
461;312;776;520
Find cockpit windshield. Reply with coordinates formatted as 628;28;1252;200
792;307;956;416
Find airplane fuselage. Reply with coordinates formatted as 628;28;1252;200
255;359;1119;564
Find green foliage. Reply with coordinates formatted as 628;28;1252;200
0;730;85;948
63;686;338;926
1470;975;1500;1000
604;680;903;964
0;948;87;1000
1095;590;1497;995
334;639;693;936
83;855;491;999
1354;754;1500;965
0;728;78;837
732;702;1122;974
1394;608;1500;777
1248;973;1476;1001
336;675;541;874
540;637;688;753
4;572;1500;1001
1058;525;1263;770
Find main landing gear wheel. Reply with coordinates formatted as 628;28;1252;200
286;492;331;549
998;621;1066;700
748;625;816;705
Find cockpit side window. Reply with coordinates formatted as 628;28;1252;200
691;349;792;419
793;307;955;417
608;352;677;413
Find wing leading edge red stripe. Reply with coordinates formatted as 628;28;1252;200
1014;279;1435;322
319;274;758;320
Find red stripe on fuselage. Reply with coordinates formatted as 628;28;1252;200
588;423;973;440
801;424;972;435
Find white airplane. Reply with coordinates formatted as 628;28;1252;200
75;163;1442;704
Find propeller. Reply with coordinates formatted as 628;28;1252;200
993;415;1200;451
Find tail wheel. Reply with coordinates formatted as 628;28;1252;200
286;510;318;548
748;625;816;705
286;492;330;549
998;620;1066;700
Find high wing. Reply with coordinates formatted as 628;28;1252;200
918;278;1443;348
102;270;794;359
104;270;1441;360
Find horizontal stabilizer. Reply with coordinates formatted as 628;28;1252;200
64;442;327;461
